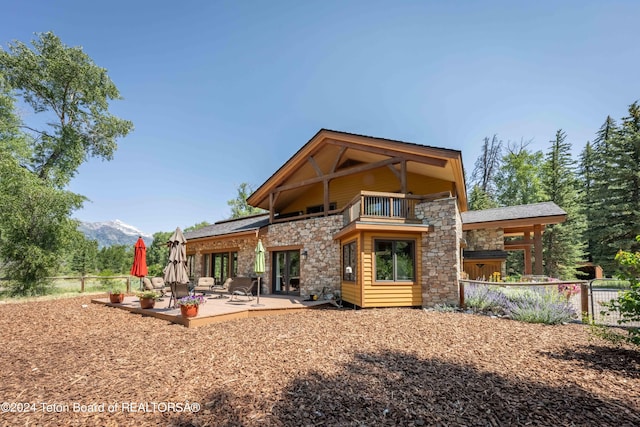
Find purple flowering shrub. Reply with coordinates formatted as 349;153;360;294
464;285;509;315
465;285;576;324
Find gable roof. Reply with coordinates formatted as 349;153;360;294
183;214;270;241
461;202;567;230
247;128;468;211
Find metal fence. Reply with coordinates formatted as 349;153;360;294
459;278;638;328
587;279;637;327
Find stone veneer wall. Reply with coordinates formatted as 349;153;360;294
188;235;259;285
415;197;462;307
464;229;504;250
266;215;343;298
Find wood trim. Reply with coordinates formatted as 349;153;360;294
326;138;448;167
266;244;303;252
274;156;404;193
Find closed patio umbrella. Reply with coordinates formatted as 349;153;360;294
164;227;190;307
130;237;148;290
252;239;265;307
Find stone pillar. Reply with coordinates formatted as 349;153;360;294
416;197;462;307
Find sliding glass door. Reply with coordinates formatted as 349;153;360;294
272;250;300;295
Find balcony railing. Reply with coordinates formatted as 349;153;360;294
342;191;420;225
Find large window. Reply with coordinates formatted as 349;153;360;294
375;240;415;282
203;251;238;284
342;241;357;282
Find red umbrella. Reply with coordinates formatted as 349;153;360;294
130;237;148;289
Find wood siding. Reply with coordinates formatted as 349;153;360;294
361;231;422;308
463;260;502;281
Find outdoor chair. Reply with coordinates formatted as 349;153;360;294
228;277;257;302
193;277;215;296
211;277;232;298
145;277;169;297
168;282;191;308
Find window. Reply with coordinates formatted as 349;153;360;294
375;240;415;282
342;241;357;282
203;251;238;284
306;202;337;214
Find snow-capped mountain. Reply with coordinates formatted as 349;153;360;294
78;219;153;248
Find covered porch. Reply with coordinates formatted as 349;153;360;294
461;202;568;277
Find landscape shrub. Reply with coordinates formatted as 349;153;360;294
464;285;508;314
465;284;576;325
505;287;576;324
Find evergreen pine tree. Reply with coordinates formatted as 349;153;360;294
585;116;619;270
601;103;640;267
541;130;587;279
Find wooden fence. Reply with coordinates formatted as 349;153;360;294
0;275;133;293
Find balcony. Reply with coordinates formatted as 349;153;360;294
342;191;421;226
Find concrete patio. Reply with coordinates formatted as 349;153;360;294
92;293;335;328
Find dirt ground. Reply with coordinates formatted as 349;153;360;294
0;295;638;426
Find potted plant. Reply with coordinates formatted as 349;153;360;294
176;295;206;318
108;286;125;303
136;291;158;309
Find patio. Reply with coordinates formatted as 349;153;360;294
92;293;334;327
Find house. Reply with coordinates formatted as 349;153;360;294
184;129;566;308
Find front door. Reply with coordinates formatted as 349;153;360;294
272;250;300;295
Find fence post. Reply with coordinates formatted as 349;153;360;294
459;281;465;308
80;276;85;293
126;277;131;293
580;283;589;318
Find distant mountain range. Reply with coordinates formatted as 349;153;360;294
78;219;153;248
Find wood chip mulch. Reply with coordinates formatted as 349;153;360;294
0;295;638;426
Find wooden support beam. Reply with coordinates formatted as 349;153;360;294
522;230;532;274
330;146;347;173
534;224;543;275
308;156;323;177
275;156;404;193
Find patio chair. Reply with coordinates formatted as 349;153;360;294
228;277;257;302
211;277;232;298
168;282;191;308
144;277;169;297
193;277;215;296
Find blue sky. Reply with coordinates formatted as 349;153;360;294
2;0;639;234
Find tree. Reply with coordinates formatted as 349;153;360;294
0;32;132;295
468;184;499;210
227;183;265;218
471;135;502;194
494;141;544;206
0;32;133;187
585;105;640;273
540;129;587;279
582;116;619;270
494;140;544;275
184;221;211;232
96;245;132;273
70;237;99;276
146;231;172;276
0;156;84;294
